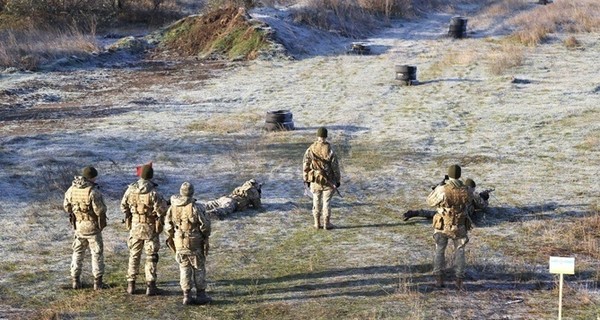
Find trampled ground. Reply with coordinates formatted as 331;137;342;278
0;1;599;319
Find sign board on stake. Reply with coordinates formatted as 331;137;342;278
549;256;575;320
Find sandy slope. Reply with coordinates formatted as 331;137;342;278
0;2;599;318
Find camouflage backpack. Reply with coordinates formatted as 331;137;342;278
307;142;334;186
433;184;472;237
171;202;203;250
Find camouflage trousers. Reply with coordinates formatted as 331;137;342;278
127;236;160;282
71;232;104;279
175;251;206;292
433;232;469;279
311;183;334;223
204;196;237;218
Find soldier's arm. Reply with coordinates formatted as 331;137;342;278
90;189;108;229
196;203;211;238
330;151;341;185
163;206;174;237
302;148;311;182
120;188;131;214
426;186;444;208
63;188;73;213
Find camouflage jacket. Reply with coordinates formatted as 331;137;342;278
302;140;341;187
229;180;262;211
164;195;210;255
64;176;107;237
120;179;167;240
427;178;473;238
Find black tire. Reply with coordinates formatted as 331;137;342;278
449;25;467;32
264;121;294;131
395;65;417;74
265;110;293;123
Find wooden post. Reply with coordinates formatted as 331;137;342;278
558;273;563;320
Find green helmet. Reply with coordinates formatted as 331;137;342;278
140;164;154;179
447;164;461;179
316;127;328;138
82;166;98;179
180;182;194;196
464;178;476;188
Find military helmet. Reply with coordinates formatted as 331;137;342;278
180;182;194;196
465;178;476;188
447;164;461;179
316;127;328;138
82;166;98;179
140;164;154;179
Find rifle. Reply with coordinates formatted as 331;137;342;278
431;175;449;190
69;212;76;230
303;182;313;199
328;181;343;198
479;188;495;201
122;210;132;230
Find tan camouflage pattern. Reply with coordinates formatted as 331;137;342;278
302;139;340;187
204;180;262;218
64;176;107;279
427;178;473;279
164;195;211;291
303;138;341;226
121;179;167;282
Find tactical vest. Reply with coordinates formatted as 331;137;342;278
308;142;333;186
172;203;202;250
71;186;97;221
434;185;471;237
128;192;155;224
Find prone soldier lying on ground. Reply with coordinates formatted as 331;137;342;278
203;179;262;219
403;178;492;221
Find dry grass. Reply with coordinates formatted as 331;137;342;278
486;42;525;75
509;0;600;45
0;27;99;70
563;35;581;49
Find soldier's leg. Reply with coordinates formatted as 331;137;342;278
312;187;323;229
89;233;105;289
176;254;193;305
433;232;449;287
70;235;88;289
127;237;144;282
192;252;211;304
322;187;335;229
453;237;469;279
144;236;160;295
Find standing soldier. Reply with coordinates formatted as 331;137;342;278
121;163;167;296
164;182;212;305
302;127;341;230
428;164;473;290
63;166;107;290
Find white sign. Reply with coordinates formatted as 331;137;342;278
549;257;575;275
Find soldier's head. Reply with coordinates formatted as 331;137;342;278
447;164;461;179
180;182;194;196
465;178;476;188
82;166;98;181
140;164;153;180
316;127;328;139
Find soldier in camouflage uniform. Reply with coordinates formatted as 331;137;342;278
164;182;212;305
121;164;167;295
404;178;490;221
428;165;473;290
63;166;108;290
204;179;262;219
302;127;341;230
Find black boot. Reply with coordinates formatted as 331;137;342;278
94;276;103;290
146;281;158;296
196;289;212;305
182;290;192;305
72;277;81;290
127;281;135;294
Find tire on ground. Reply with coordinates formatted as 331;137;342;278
265;110;293;123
